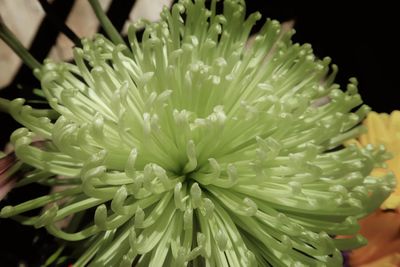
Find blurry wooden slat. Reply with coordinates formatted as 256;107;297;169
100;0;136;35
122;0;173;33
0;0;172;88
0;0;45;88
48;0;112;61
51;0;172;61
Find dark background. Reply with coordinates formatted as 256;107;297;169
246;1;399;114
0;1;399;266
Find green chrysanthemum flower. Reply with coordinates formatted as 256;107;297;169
0;0;395;266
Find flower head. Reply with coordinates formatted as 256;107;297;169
0;0;395;266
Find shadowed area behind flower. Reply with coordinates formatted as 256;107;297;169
0;140;48;200
0;153;16;200
0;152;19;200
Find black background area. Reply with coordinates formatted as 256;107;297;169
247;1;399;113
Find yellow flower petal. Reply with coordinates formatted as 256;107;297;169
350;111;400;209
381;194;400;210
367;112;390;145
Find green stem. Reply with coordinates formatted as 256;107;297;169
88;0;125;46
0;98;10;113
43;245;66;267
0;17;41;70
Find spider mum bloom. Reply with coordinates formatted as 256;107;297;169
0;0;395;266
